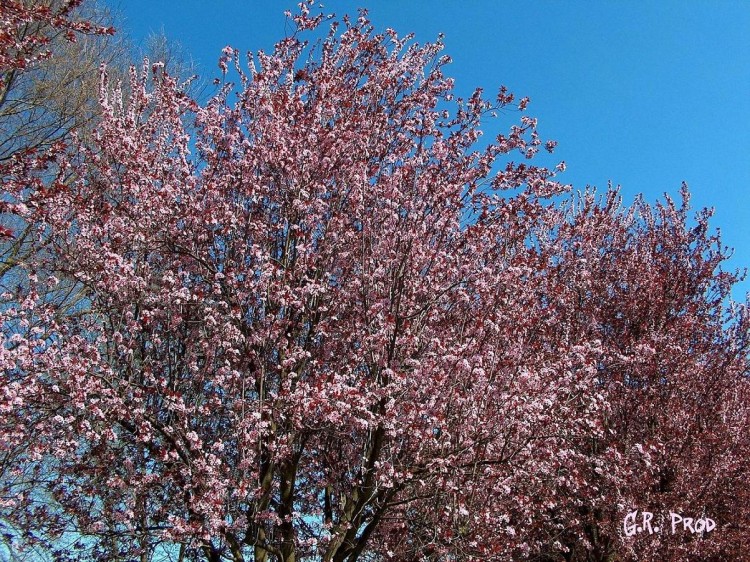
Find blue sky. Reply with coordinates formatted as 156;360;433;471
108;1;750;299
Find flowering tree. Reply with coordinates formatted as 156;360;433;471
0;3;116;560
2;3;749;561
521;188;750;561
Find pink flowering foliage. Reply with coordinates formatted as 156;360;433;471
0;0;113;84
0;3;116;557
0;0;114;236
1;2;749;561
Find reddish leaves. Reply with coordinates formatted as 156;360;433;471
1;3;748;562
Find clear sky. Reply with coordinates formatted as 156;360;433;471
107;0;750;300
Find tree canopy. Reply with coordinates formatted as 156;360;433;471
1;2;748;561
